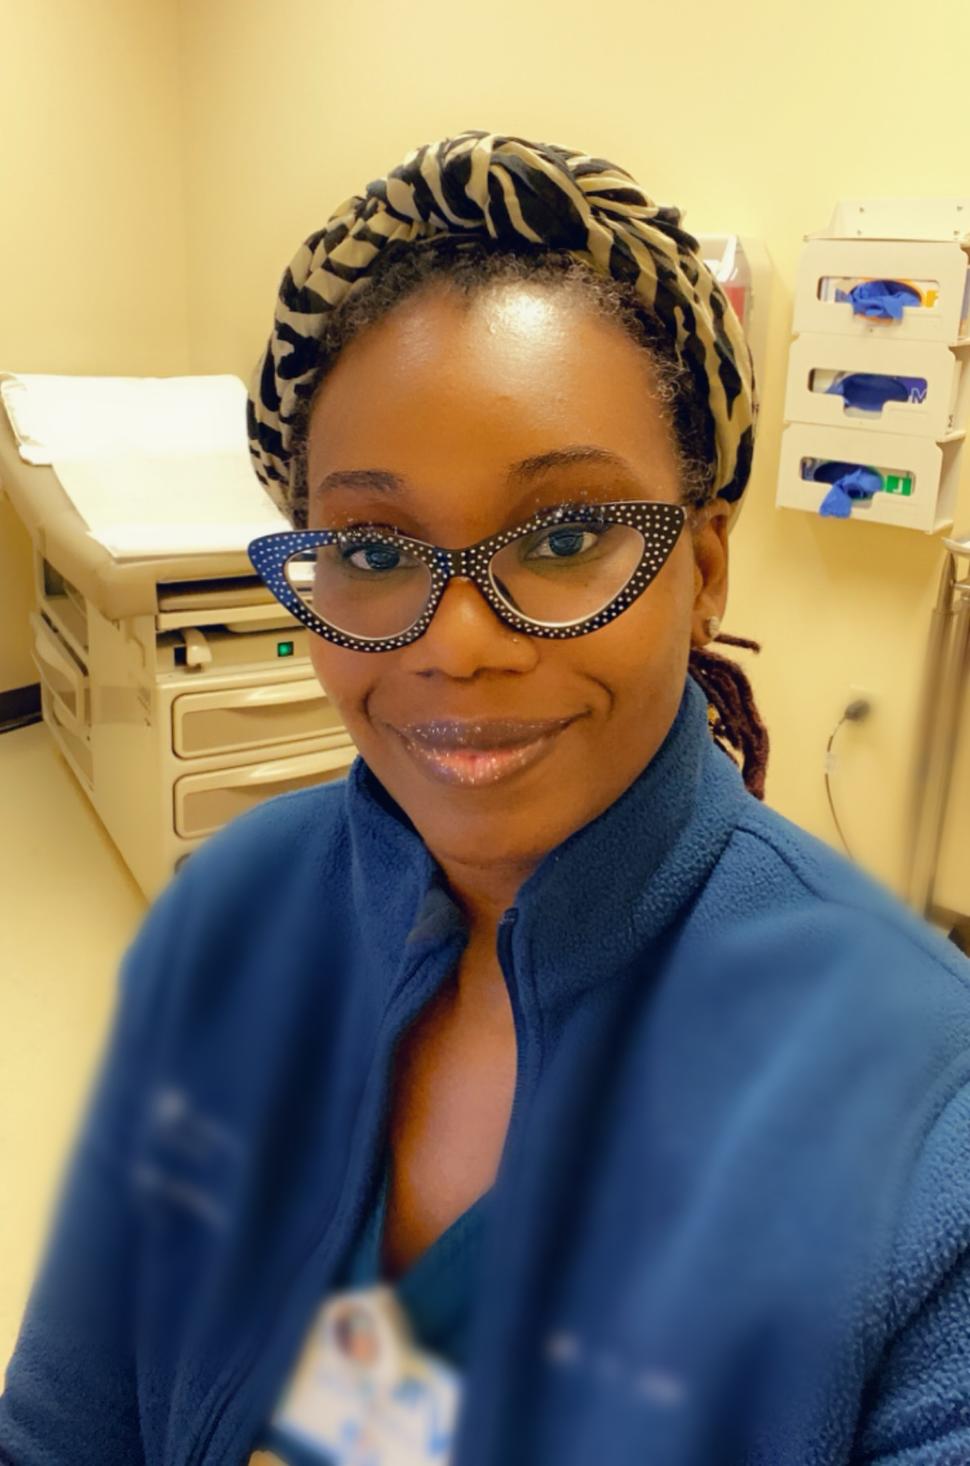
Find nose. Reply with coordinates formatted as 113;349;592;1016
401;575;538;679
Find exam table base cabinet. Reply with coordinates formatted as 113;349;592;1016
31;552;356;898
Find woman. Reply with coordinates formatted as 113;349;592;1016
3;131;970;1466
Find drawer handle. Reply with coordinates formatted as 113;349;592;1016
216;747;352;788
226;680;328;709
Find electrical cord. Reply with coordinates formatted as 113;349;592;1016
824;698;872;859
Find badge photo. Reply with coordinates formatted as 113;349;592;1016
272;1286;461;1465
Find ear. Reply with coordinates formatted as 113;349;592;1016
689;498;731;648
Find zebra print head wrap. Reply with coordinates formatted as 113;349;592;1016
247;130;757;522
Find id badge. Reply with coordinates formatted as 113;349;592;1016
269;1285;461;1465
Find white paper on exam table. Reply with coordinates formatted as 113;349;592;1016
0;372;289;557
0;373;250;464
53;450;290;559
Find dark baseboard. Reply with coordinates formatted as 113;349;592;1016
0;682;42;733
949;921;970;956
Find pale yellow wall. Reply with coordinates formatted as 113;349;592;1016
0;0;190;692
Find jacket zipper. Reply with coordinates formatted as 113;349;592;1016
180;933;466;1466
495;906;530;1176
444;903;539;1465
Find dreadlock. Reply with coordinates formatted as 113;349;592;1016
286;235;770;800
691;634;770;801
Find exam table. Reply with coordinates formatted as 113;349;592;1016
0;410;356;899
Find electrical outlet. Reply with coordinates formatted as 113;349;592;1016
846;685;876;720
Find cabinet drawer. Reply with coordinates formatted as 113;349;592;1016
172;677;346;758
173;744;355;838
30;611;89;737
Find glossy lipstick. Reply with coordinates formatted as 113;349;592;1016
391;716;577;789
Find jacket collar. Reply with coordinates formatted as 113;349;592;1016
343;673;748;1012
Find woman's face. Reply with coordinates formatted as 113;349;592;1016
305;282;729;876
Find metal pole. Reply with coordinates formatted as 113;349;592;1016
907;536;970;917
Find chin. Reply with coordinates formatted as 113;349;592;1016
411;803;571;877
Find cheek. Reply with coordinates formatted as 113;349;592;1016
582;541;694;696
307;636;331;690
307;638;377;739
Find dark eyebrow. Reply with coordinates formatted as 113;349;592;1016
310;445;642;503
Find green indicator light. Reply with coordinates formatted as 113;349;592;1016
277;640;295;657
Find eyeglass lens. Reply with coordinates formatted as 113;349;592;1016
282;519;647;639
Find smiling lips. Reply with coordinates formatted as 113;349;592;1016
391;716;579;788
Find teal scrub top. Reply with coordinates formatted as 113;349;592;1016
255;1154;490;1462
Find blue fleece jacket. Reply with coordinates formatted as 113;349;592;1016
3;672;970;1466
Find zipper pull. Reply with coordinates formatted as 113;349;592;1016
497;906;519;955
496;907;519;988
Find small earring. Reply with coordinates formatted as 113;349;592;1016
704;615;721;640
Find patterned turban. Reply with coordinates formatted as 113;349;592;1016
247;130;757;522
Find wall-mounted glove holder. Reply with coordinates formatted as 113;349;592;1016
777;422;964;534
794;237;970;345
784;335;970;440
779;199;970;534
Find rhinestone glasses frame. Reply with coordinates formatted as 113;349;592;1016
247;499;687;653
